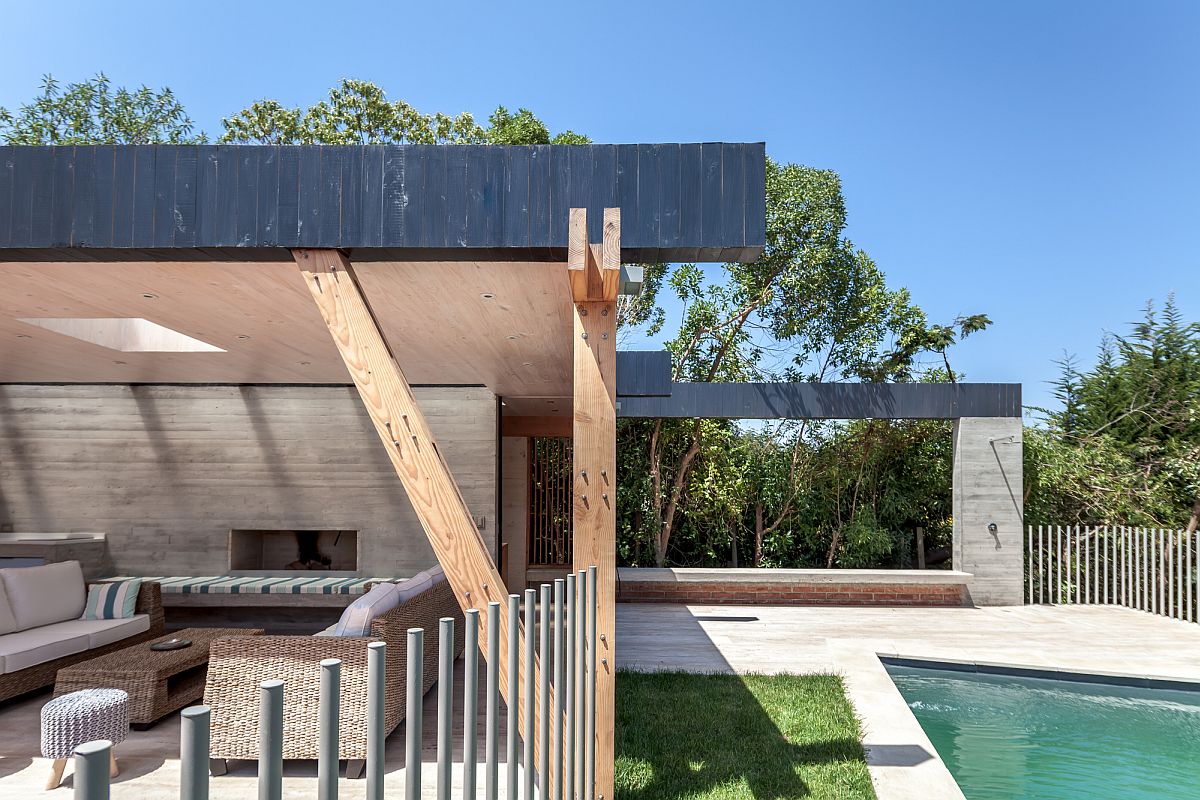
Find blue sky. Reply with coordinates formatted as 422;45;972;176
2;0;1196;413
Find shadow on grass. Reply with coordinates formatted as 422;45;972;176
615;609;873;800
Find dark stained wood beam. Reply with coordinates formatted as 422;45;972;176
501;415;573;438
1;144;766;263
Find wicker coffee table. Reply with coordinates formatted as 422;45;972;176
54;627;264;728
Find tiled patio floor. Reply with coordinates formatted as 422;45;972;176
2;604;1197;798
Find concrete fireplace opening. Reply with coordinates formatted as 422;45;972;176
229;529;358;575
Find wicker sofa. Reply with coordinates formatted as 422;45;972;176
0;561;164;704
203;571;464;773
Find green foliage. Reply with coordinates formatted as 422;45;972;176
221;80;587;146
1027;294;1200;526
0;74;202;145
486;105;590;145
622;159;986;568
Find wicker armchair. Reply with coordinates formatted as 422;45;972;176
203;577;464;769
0;581;165;704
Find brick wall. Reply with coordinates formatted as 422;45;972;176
618;580;967;606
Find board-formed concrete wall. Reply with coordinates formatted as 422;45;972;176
0;384;497;578
952;416;1024;605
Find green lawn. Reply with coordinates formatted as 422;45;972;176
615;672;876;800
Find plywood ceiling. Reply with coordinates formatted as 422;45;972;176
0;260;573;397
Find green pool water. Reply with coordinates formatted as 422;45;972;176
886;664;1200;799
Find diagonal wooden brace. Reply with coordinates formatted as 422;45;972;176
292;248;548;761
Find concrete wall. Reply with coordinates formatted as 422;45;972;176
501;436;529;590
0;384;497;578
952;416;1024;605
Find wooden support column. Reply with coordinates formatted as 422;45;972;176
292;248;544;754
569;208;619;800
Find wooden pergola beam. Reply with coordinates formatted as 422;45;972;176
569;208;619;800
568;208;621;303
292;247;545;753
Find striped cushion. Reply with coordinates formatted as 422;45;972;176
332;582;401;637
82;579;143;620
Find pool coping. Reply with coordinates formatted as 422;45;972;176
879;655;1200;693
829;643;967;800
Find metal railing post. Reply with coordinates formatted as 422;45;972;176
259;679;284;800
73;740;111;800
565;574;577;800
319;659;341;800
553;578;565;800
406;628;424;800
575;570;585;798
524;588;536;800
585;566;597;800
438;617;455;800
464;608;480;800
539;583;550;800
485;601;501;800
368;642;386;800
180;706;211;800
507;595;520;800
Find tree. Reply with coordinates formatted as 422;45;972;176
627;161;987;566
0;74;202;145
221;80;589;146
1027;294;1200;528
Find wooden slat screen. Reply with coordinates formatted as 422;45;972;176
528;436;573;566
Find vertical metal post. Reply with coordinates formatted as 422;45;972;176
1027;525;1036;599
1083;526;1090;603
181;706;210;800
553;579;565;800
74;740;111;800
1080;525;1089;599
507;595;520;800
1156;529;1162;615
486;602;501;800
368;642;386;800
319;660;341;800
539;583;550;800
1055;526;1062;604
585;566;596;800
1038;526;1044;604
438;618;455;800
565;574;577;800
1188;531;1193;623
406;628;424;800
259;679;283;800
575;570;585;798
1103;527;1109;603
464;609;480;800
524;589;536;800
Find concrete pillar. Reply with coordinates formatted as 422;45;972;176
952;417;1024;605
501;437;529;591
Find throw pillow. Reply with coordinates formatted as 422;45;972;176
81;579;143;620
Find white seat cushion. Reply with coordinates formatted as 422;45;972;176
0;561;86;631
332;583;400;637
45;615;152;649
0;625;90;673
0;580;18;635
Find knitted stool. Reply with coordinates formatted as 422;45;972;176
40;688;129;790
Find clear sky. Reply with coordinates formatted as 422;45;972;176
2;0;1196;413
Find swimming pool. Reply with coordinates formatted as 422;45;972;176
886;662;1200;799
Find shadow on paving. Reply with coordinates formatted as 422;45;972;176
615;610;873;800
